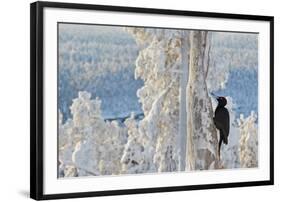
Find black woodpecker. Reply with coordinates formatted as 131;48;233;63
213;96;230;159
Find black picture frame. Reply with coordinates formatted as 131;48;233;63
30;1;274;200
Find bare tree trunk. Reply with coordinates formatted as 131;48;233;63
186;31;219;170
178;31;189;171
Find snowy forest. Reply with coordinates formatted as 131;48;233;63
58;23;258;177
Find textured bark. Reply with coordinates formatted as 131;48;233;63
178;32;189;171
186;31;219;170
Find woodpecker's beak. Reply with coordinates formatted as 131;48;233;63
210;92;219;100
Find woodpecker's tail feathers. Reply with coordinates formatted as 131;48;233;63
221;130;228;145
218;133;223;160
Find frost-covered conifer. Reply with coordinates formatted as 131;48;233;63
125;28;182;172
59;91;127;176
239;112;258;168
121;114;156;174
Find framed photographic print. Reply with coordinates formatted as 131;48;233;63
30;1;274;200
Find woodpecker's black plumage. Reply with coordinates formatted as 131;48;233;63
213;96;230;159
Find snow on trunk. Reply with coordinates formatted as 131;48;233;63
186;31;219;170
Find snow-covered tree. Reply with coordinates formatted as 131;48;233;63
121;114;156;174
58;110;80;177
238;112;258;168
186;31;219;170
59;91;127;176
125;28;182;172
